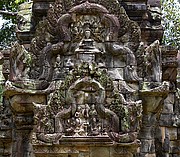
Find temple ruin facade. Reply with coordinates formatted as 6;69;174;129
0;0;179;157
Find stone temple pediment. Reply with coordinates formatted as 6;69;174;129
0;0;179;157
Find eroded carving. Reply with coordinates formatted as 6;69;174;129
144;40;162;82
17;2;33;32
9;42;32;82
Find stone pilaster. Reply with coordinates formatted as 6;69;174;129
0;98;12;157
8;93;46;157
139;82;169;157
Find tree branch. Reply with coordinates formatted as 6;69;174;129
0;10;17;16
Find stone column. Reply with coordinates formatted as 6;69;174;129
0;98;12;157
139;83;169;156
0;61;12;156
10;94;46;157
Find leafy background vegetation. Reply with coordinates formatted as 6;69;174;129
0;0;26;49
161;0;180;49
0;0;179;49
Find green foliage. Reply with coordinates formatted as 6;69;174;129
0;20;16;48
161;0;180;49
0;0;26;49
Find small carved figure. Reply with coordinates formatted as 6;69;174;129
63;55;75;72
74;105;89;136
89;104;99;135
33;103;63;144
53;55;63;80
144;40;161;82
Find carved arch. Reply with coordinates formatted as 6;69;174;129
30;0;141;78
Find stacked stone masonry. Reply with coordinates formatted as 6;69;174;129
0;0;179;157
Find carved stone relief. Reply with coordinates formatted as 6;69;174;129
9;42;32;82
0;0;177;157
28;1;145;144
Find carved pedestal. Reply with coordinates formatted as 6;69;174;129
0;90;12;157
9;94;46;157
139;82;169;156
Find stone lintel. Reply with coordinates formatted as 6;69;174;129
33;140;140;157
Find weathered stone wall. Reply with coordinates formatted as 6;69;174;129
159;46;179;157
